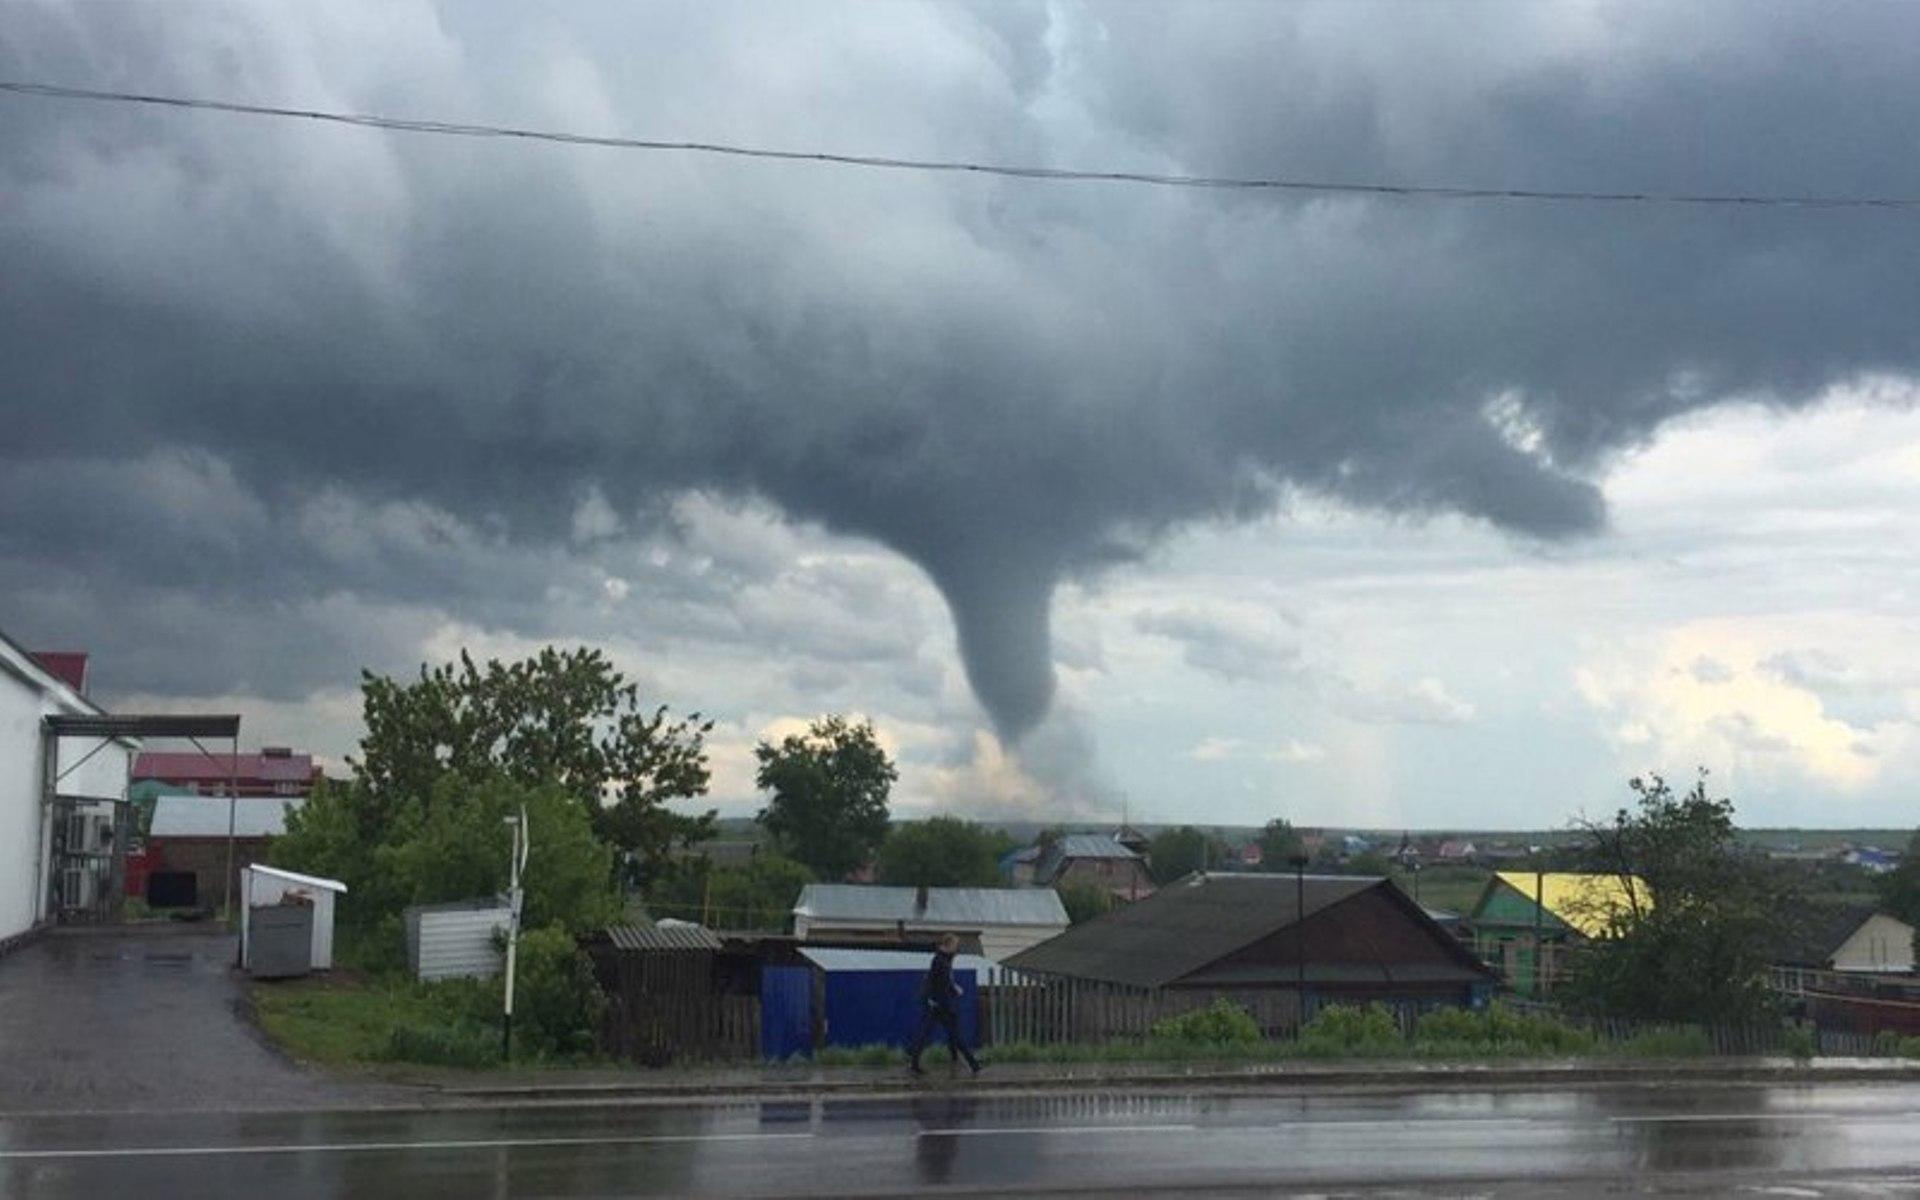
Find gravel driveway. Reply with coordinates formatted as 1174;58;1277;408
0;925;371;1114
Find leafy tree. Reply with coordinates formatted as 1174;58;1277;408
648;852;814;931
272;777;417;927
379;775;621;934
1344;850;1395;877
353;646;715;883
754;715;896;880
1561;770;1787;1024
876;817;1006;887
1057;880;1113;925
1149;826;1210;884
1258;818;1304;867
1876;828;1920;965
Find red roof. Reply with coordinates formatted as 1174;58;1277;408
133;750;317;784
29;651;89;694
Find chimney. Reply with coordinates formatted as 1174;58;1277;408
915;884;929;914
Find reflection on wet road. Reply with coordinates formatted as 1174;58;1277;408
5;1082;1920;1196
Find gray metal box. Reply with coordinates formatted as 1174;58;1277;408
249;903;315;979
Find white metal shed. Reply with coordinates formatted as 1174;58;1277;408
240;864;347;971
405;897;513;981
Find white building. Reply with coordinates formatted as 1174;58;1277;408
0;630;134;945
792;884;1069;962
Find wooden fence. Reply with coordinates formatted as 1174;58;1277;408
1503;998;1902;1056
982;969;1304;1046
591;946;760;1066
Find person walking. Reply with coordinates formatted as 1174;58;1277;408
908;933;982;1075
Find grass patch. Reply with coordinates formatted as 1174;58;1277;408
251;974;502;1068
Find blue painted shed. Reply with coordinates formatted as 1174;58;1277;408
797;947;986;1052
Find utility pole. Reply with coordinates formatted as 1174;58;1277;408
1531;848;1545;1001
1288;853;1310;1034
502;807;529;1061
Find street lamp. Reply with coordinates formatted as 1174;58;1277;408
1286;852;1310;1034
502;807;530;1060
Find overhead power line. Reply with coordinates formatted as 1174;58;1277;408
4;78;1919;210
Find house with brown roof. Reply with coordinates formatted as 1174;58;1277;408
1005;872;1495;1030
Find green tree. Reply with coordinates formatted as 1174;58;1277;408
1344;850;1394;877
1258;818;1304;867
1057;880;1113;925
648;852;814;931
876;817;1005;887
754;715;896;880
1876;828;1920;965
272;777;416;927
379;774;621;934
1149;826;1210;884
353;646;715;883
1561;770;1786;1024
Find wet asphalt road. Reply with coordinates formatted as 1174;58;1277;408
6;1082;1920;1197
0;928;370;1114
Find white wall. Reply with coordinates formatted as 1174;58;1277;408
0;643;131;943
408;905;511;981
1833;913;1916;973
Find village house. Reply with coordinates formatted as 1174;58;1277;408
133;745;321;798
1;633;134;944
792;884;1068;961
144;793;299;912
1032;833;1155;899
1776;905;1916;975
1466;871;1650;997
1005;872;1496;1035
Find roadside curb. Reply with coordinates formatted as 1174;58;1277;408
425;1058;1920;1103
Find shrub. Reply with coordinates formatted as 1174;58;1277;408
1413;1006;1485;1044
1783;1025;1817;1061
504;924;608;1058
1613;1026;1712;1057
1899;1036;1920;1059
1151;999;1262;1045
1302;1003;1401;1051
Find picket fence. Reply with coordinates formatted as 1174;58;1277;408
980;969;1306;1046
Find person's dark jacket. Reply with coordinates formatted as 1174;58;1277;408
919;949;959;1012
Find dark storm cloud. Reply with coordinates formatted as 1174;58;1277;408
4;1;1918;737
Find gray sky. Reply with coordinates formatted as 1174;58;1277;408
3;1;1917;829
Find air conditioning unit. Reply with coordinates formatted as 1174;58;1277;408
61;865;90;908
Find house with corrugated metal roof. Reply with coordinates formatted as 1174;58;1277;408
792;884;1068;961
134;746;321;799
1031;833;1155;900
1004;872;1495;1029
1465;871;1651;997
145;794;301;910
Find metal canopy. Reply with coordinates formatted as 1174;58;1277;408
43;713;241;739
41;710;245;921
